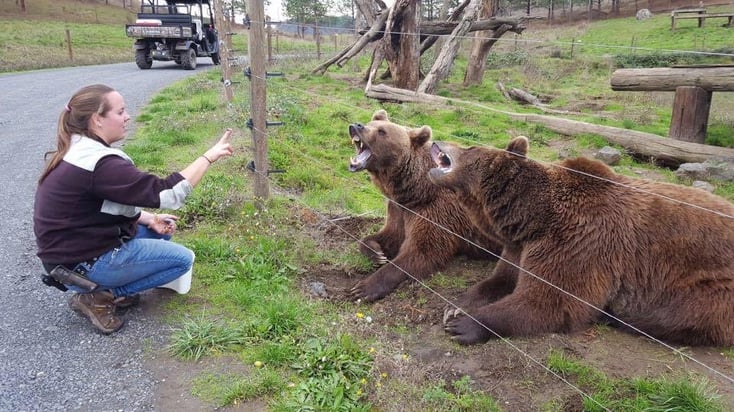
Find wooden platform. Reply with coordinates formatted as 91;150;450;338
611;66;734;143
671;8;734;29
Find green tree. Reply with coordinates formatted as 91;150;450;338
283;0;331;24
283;0;331;37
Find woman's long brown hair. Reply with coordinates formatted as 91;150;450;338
39;84;114;183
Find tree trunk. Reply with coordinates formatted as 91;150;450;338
464;0;500;86
364;84;734;166
364;0;388;25
312;0;526;81
312;10;389;75
419;0;483;94
392;0;420;90
433;0;454;52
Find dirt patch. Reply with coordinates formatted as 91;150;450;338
296;216;734;410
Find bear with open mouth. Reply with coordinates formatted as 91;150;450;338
429;136;734;347
347;110;504;303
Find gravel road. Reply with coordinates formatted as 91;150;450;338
0;59;214;411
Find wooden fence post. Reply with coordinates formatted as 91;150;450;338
669;86;711;144
316;26;321;59
267;24;273;63
65;29;73;61
248;0;269;208
213;0;233;102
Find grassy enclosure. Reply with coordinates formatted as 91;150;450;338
3;0;734;410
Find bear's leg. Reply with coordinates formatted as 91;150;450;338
359;202;405;265
350;240;456;303
615;289;734;347
445;267;602;344
444;245;520;323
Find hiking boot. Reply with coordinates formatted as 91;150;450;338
113;294;140;310
69;291;124;334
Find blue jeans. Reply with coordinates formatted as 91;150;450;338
73;225;194;297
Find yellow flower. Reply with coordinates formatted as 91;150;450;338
369;347;375;353
356;312;364;319
360;378;367;385
381;372;388;378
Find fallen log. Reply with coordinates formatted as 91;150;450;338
508;87;543;106
611;66;734;92
364;84;734;166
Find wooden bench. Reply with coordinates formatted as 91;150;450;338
671;8;734;30
611;66;734;144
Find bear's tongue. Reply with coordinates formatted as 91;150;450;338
349;148;372;171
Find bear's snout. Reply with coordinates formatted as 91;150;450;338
349;123;364;137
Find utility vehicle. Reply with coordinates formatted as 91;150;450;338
125;0;220;70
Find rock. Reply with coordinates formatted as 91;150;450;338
307;281;328;298
703;157;734;182
675;163;708;180
594;146;621;165
691;180;714;192
636;9;652;20
676;159;734;182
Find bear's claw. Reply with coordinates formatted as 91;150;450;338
442;306;465;325
444;315;491;345
348;282;386;303
374;252;388;266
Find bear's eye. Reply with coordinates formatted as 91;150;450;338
377;128;386;136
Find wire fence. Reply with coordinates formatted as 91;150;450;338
225;14;734;406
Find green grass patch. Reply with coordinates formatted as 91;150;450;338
546;350;726;411
422;376;502;412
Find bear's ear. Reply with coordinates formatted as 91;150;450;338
408;125;432;148
372;110;389;122
506;136;529;157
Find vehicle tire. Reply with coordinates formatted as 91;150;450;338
181;48;197;70
135;49;153;69
211;52;220;65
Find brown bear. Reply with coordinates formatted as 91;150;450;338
347;110;503;302
429;136;734;346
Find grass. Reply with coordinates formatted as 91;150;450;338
5;0;734;409
140;59;731;412
546;350;725;411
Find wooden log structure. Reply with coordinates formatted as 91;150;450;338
670;8;734;30
611;66;734;144
670;8;706;30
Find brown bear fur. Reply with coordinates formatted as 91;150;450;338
347;110;503;302
429;136;734;346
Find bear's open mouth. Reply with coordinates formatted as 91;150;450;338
349;124;372;172
430;142;452;175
